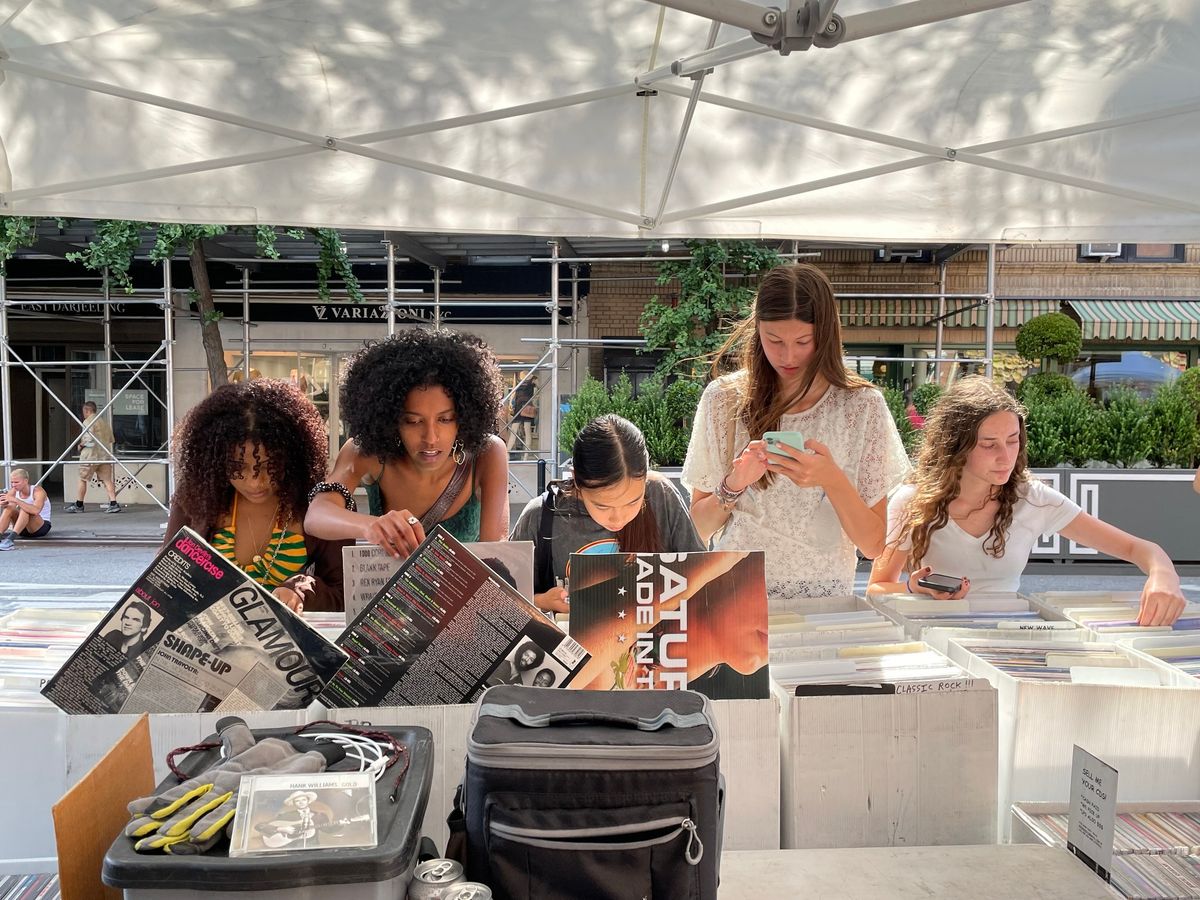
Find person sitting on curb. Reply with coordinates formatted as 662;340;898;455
67;400;121;513
0;468;52;550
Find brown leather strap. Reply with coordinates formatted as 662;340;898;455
419;456;471;532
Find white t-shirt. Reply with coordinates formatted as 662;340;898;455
683;372;910;610
887;478;1082;594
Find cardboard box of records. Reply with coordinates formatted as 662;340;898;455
945;637;1200;841
771;636;997;849
1028;591;1200;642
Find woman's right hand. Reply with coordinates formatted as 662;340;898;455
362;510;427;559
905;566;970;601
534;586;570;614
726;441;771;492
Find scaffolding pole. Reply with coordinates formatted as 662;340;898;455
935;262;947;383
102;269;113;412
549;241;561;473
433;267;442;329
241;267;251;378
570;264;580;393
164;259;176;497
0;275;11;485
386;240;396;337
985;243;996;377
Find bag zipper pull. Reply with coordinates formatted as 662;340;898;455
682;818;703;865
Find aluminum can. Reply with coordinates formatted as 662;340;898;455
443;884;493;900
407;859;465;900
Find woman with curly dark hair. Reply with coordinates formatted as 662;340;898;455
165;379;348;612
867;376;1185;626
305;328;509;558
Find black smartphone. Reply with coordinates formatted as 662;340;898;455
916;573;964;593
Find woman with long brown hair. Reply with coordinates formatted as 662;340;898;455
682;263;909;608
867;376;1185;626
511;414;704;613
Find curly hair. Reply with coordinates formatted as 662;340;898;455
339;328;503;462
712;264;872;486
898;376;1029;568
172;379;329;538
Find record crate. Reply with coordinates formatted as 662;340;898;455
775;647;998;849
946;637;1200;841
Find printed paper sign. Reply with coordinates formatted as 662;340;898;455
1067;745;1118;882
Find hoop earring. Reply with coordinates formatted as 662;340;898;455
451;439;466;465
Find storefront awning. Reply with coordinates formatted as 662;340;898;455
1067;300;1200;342
839;298;1059;329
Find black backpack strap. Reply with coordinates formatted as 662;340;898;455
533;484;559;595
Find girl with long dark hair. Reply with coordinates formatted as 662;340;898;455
510;414;703;613
165;379;348;612
682;263;909;608
868;376;1185;625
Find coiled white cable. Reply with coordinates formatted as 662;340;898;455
299;731;389;781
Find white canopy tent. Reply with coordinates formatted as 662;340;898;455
0;0;1198;242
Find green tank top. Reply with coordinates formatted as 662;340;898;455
365;462;481;542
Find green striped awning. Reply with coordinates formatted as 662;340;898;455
838;298;1059;329
1066;300;1200;342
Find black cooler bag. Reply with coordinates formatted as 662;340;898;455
457;685;723;900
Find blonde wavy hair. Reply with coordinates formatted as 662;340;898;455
898;376;1029;567
712;263;870;486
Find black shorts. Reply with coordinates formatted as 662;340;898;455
21;521;51;538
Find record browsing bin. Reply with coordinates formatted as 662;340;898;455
946;638;1200;841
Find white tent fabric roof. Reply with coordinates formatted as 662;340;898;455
1;0;1198;241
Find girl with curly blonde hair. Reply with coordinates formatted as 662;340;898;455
867;376;1185;626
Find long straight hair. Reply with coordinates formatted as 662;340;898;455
566;414;663;552
713;263;870;484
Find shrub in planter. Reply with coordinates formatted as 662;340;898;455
1146;382;1200;468
1023;394;1067;468
911;382;942;416
1178;366;1200;416
559;375;611;454
1015;311;1083;367
1019;372;1074;401
882;386;918;454
1096;386;1154;468
1052;391;1103;467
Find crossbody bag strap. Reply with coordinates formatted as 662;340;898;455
419;456;472;532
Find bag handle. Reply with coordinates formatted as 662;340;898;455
478;702;709;732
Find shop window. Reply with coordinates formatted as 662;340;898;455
1076;243;1186;263
1065;350;1185;399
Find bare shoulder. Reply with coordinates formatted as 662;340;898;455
476;435;509;479
329;438;378;484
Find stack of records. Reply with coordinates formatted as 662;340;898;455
1022;809;1200;855
771;640;977;694
1139;644;1200;681
875;594;1066;631
302;611;347;645
964;644;1165;684
0;872;59;900
1111;854;1200;899
1062;605;1200;636
768;607;903;661
0;601;112;708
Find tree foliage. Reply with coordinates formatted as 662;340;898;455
1015;312;1083;367
640;240;782;379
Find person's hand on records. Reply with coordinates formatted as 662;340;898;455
125;717;339;854
534;585;569;614
1137;570;1187;627
274;574;316;614
363;509;426;559
905;566;970;601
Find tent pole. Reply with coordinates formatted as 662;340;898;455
984;243;995;378
549;241;561;474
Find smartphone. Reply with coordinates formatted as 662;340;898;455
763;431;806;455
916;573;965;593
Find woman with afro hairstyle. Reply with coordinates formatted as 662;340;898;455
165;379;350;612
305;328;509;559
867;376;1185;626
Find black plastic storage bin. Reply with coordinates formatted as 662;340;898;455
102;724;433;900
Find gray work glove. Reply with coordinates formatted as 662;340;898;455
125;717;335;854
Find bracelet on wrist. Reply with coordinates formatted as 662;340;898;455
714;475;746;510
307;481;358;512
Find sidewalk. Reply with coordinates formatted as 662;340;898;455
37;503;167;545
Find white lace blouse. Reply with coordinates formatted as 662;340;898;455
682;372;910;610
